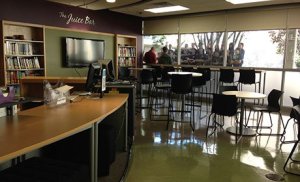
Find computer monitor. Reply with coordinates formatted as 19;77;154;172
85;63;106;97
99;59;114;81
85;63;101;92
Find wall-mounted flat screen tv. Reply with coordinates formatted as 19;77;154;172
64;37;105;67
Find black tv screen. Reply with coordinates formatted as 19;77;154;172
64;37;105;67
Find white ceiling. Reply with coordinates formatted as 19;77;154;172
47;0;300;17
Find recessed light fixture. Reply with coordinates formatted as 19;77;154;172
225;0;271;4
106;0;116;3
144;5;189;13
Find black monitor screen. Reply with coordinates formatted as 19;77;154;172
85;63;101;92
65;37;105;67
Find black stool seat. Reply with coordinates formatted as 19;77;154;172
0;157;89;182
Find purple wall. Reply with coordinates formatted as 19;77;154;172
0;0;142;35
0;0;143;64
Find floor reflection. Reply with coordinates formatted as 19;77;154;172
127;102;300;182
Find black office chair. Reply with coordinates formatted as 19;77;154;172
281;96;300;143
283;105;300;176
206;94;238;137
246;89;284;135
237;69;260;92
167;74;195;131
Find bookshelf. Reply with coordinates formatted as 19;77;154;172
115;34;137;79
1;21;46;94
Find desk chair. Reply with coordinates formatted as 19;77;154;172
283;105;300;176
206;94;238;137
246;89;284;135
281;96;300;144
167;74;195;131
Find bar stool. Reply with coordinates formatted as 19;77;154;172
237;69;259;92
218;69;235;93
149;68;171;121
167;74;195;131
137;69;154;109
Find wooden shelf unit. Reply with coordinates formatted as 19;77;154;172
1;21;46;89
115;34;137;79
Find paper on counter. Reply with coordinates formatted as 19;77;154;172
55;85;73;93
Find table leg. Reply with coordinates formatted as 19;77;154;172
226;98;256;137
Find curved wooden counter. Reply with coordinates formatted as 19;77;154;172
0;94;128;163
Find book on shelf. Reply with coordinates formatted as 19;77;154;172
118;46;136;57
6;57;41;70
6;70;41;84
4;41;34;55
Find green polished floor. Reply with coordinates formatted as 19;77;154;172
125;106;300;182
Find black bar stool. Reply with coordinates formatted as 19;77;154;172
167;74;195;131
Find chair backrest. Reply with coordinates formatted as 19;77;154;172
161;66;174;82
267;89;283;110
118;67;130;80
292;105;300;140
211;94;238;116
289;96;300;119
141;69;154;84
238;69;256;84
219;69;234;83
196;68;211;81
171;74;193;94
192;74;206;87
152;65;162;79
219;85;238;94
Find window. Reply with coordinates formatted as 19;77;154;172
285;29;300;69
227;30;286;68
143;34;179;64
180;32;225;65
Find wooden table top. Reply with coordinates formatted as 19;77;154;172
222;91;266;99
0;94;128;163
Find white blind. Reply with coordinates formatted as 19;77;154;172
226;9;287;31
287;7;300;28
179;14;226;33
143;19;179;35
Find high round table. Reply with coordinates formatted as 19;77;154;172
222;91;266;137
168;71;202;77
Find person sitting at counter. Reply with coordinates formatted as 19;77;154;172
158;46;172;65
143;47;157;64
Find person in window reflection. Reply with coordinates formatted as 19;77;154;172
212;45;221;65
227;42;235;66
168;44;176;64
158;46;172;65
232;43;245;67
143;47;157;64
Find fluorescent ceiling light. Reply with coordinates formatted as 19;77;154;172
144;5;189;13
106;0;116;3
225;0;271;4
